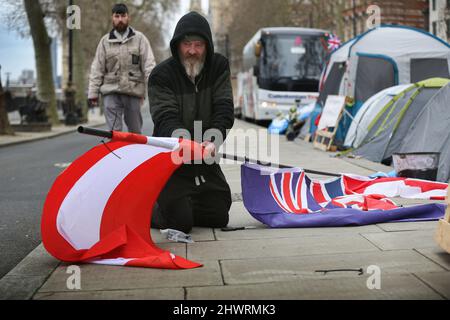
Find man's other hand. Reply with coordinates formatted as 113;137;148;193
201;141;216;159
89;98;99;107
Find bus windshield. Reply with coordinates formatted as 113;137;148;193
259;33;327;92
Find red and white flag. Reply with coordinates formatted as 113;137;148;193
42;132;204;269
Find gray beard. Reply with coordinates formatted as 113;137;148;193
181;57;205;81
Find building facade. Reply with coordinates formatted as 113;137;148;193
429;0;450;41
342;0;429;41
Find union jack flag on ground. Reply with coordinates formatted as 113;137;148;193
242;163;447;228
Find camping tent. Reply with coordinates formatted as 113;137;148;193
397;82;450;182
317;39;355;106
311;25;450;142
351;78;450;172
344;84;411;148
320;25;450;107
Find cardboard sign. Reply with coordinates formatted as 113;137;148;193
317;95;346;130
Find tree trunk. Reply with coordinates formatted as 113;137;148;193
73;20;88;122
23;0;59;125
0;79;14;135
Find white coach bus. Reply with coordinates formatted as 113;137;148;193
238;27;329;123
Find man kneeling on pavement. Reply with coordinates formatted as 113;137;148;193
149;12;235;234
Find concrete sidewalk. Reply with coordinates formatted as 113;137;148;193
0;108;105;148
0;119;449;300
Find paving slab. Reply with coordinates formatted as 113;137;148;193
218;202;382;240
362;230;441;251
340;156;394;174
415;248;450;270
187;234;378;261
220;250;446;285
377;221;440;232
389;198;446;207
33;287;184;300
0;275;48;300
186;274;443;300
414;272;450;299
151;227;215;244
38;259;222;293
226;202;266;228
215;225;383;241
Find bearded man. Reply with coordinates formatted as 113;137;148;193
88;3;155;134
149;11;235;233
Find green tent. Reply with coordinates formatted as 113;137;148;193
351;78;450;165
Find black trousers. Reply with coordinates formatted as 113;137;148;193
152;163;232;233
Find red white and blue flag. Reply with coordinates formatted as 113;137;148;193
41;132;204;269
327;33;341;52
243;163;447;228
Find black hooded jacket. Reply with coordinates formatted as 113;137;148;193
148;12;234;145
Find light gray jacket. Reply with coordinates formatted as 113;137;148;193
88;27;156;99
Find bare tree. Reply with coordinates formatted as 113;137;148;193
0;67;14;135
3;0;178;126
226;0;293;72
222;0;345;73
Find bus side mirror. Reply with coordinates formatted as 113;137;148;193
254;41;262;57
253;65;259;77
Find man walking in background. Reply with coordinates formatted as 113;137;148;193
88;3;155;134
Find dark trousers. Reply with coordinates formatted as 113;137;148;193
152;163;232;234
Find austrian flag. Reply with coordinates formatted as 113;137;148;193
41;132;204;269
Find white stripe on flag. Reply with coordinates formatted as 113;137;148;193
57;144;170;250
89;258;133;266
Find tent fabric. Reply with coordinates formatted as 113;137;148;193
411;58;450;83
42;133;204;269
383;88;439;160
318;62;346;105
313;26;450;141
241;163;446;228
398;83;450;182
345;84;411;148
354;55;396;103
345;26;450;91
350;78;450;181
352;79;448;163
319;25;450;105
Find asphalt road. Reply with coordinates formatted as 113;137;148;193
0;108;154;278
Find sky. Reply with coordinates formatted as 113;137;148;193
0;25;37;82
0;0;209;83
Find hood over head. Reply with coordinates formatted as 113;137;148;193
170;11;214;64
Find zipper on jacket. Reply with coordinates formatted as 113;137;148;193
194;74;203;93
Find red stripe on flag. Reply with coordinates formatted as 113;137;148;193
41;142;130;262
312;182;327;203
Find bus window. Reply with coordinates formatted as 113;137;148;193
259;34;327;92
